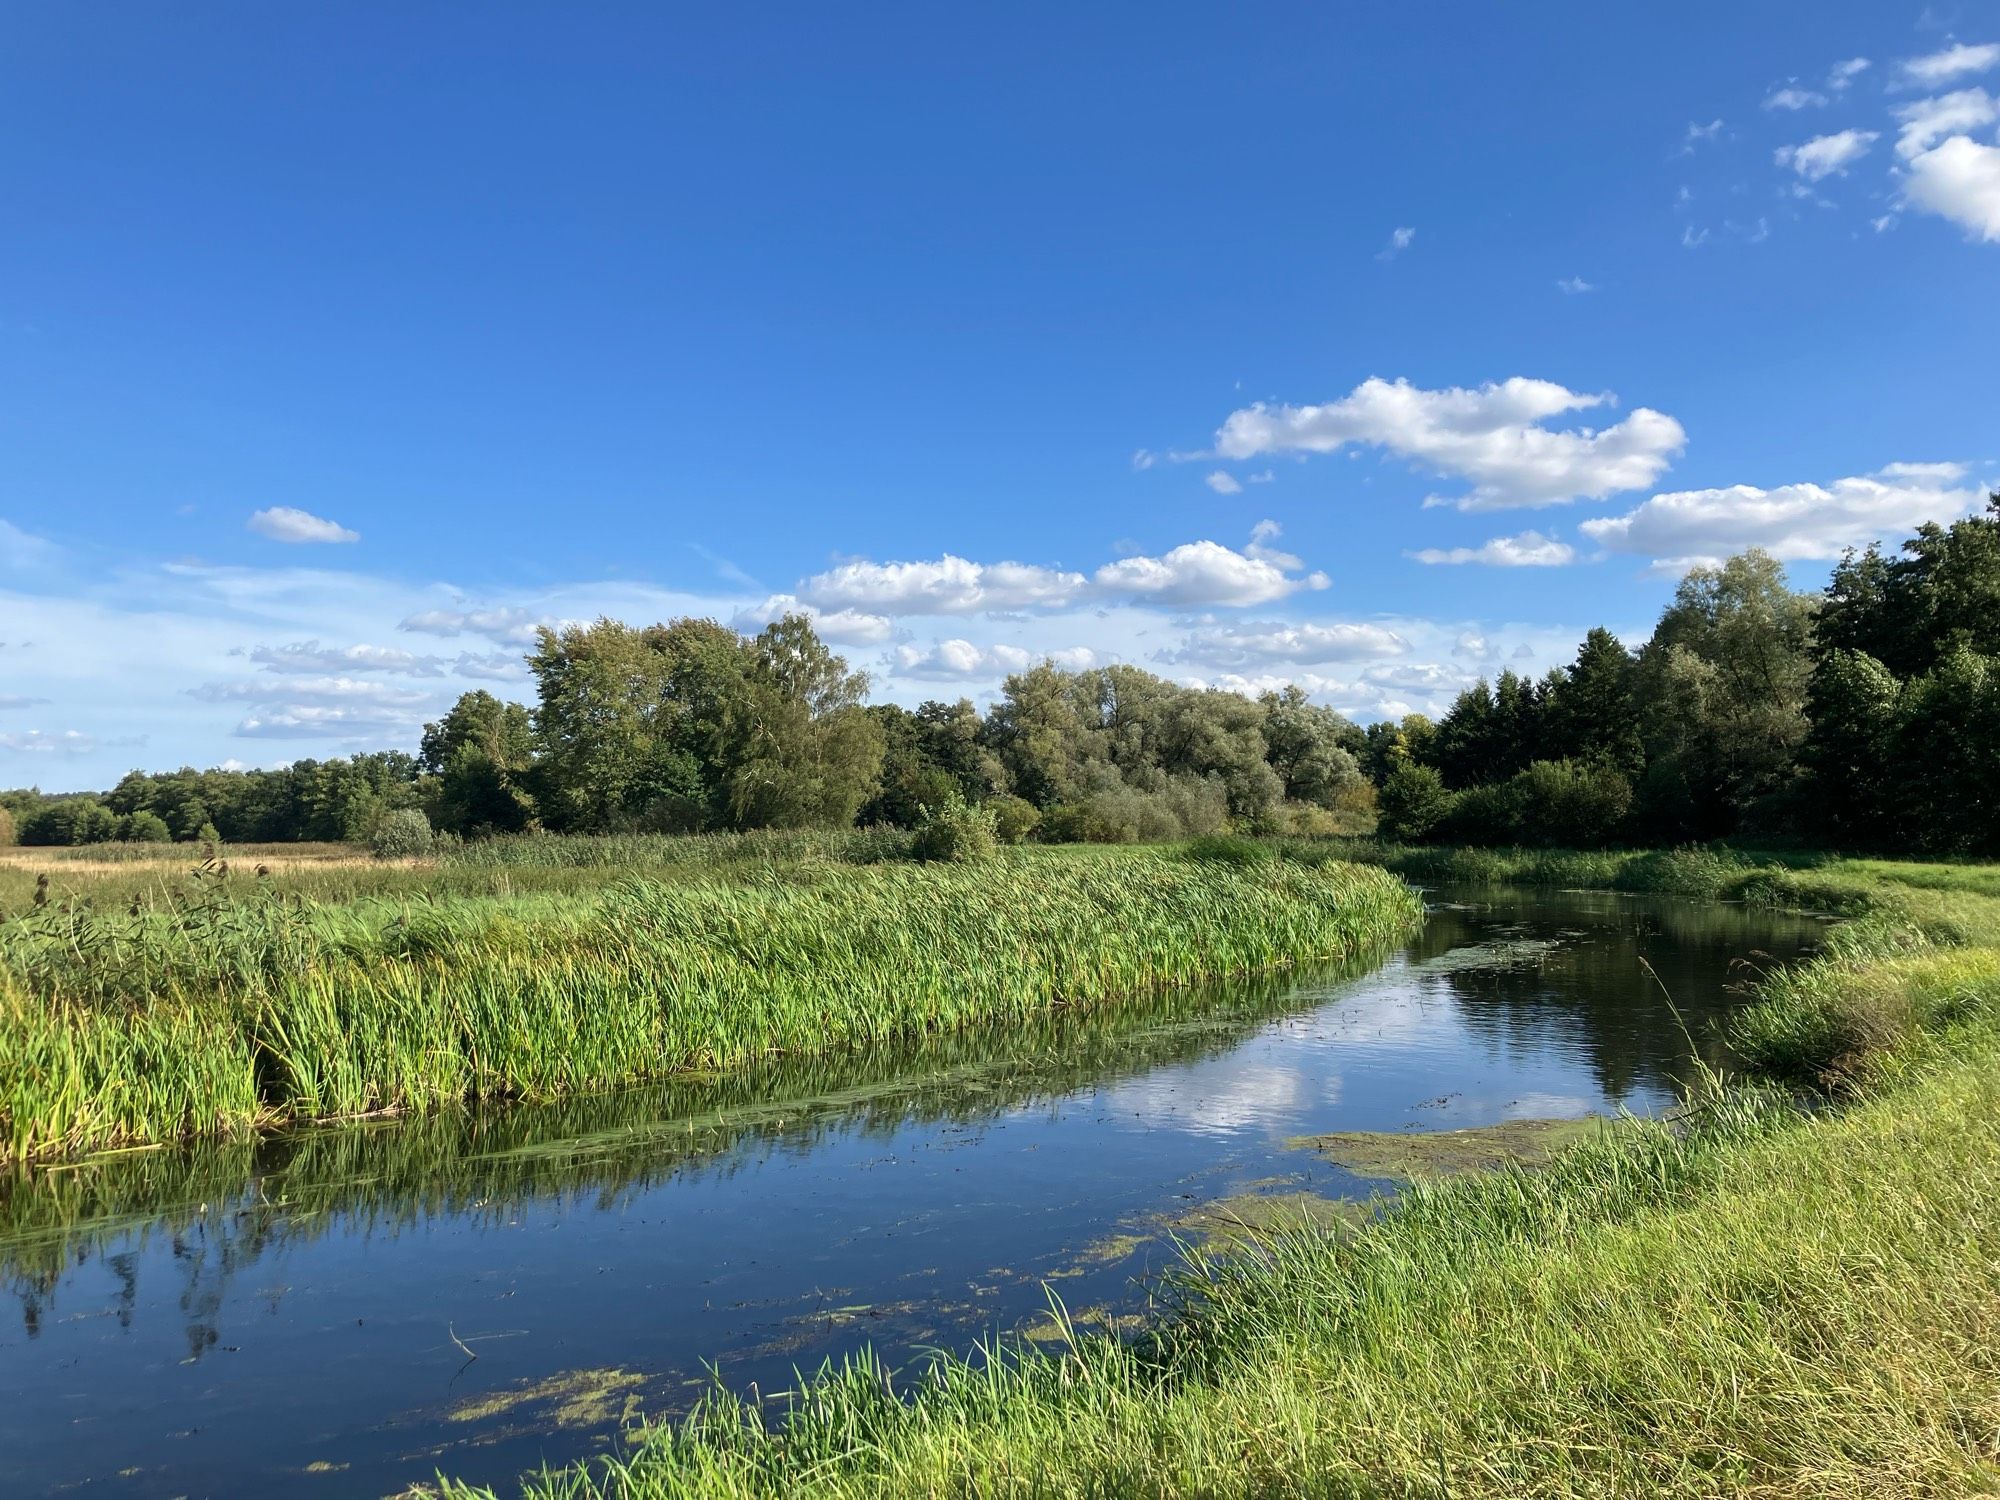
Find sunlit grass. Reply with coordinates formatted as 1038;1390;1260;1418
425;850;2000;1500
0;846;1421;1163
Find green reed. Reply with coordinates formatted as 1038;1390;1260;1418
0;848;1422;1162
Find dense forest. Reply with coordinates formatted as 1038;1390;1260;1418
7;501;1997;856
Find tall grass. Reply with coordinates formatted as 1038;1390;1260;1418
0;849;1421;1163
428;853;2000;1500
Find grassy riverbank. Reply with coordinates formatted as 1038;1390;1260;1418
437;852;2000;1500
0;844;1420;1163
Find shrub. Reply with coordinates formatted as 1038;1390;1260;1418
1037;803;1128;844
1378;764;1453;842
194;821;221;846
120;810;173;843
986;795;1041;845
370;808;435;860
1511;759;1633;847
910;794;999;863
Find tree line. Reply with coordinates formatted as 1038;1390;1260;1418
5;498;1997;855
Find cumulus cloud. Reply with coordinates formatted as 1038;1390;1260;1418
246;507;360;544
1407;531;1576;567
1579;463;1983;571
1212;376;1685;510
729;593;896;645
892;640;1099;681
1899;41;2000;88
248;641;450;675
1093;539;1327;608
1205;470;1243;494
1775;129;1879;180
1902;132;2000;240
1828;57;1871;90
398;605;544;644
802;526;1326;616
1895;87;2000;157
1764;85;1828;110
801;555;1089;615
1156;619;1411;669
1555;276;1596;294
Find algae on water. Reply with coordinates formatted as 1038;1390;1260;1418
1289;1116;1603;1181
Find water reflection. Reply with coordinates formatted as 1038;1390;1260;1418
0;887;1822;1498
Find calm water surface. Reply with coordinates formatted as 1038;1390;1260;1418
0;887;1823;1496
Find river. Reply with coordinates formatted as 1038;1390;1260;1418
0;886;1824;1496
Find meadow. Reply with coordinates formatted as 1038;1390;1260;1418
0;835;1423;1163
424;848;2000;1500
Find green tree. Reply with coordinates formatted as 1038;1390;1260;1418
716;615;885;829
1541;628;1643;778
1378;762;1453;842
1636;550;1817;839
1260;686;1367;809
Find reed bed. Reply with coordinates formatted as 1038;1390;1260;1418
0;849;1421;1163
431;854;2000;1500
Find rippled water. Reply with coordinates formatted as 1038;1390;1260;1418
0;887;1823;1496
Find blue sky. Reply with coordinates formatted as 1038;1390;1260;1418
3;2;1998;790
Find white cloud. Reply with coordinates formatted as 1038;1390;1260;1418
802;526;1326;616
398;605;543;644
2;519;59;570
1775;129;1879;180
1156;619;1411;668
801;555;1089;615
1555;276;1596;294
1130;448;1157;471
1377;225;1416;260
1205;470;1243;494
1094;539;1327;608
1828;57;1872;90
1682;119;1726;150
1894;87;1999;157
190;676;433;707
249;641;450;675
1899;41;2000;87
0;728;117;756
1407;530;1577;567
1764;85;1828;111
729;592;896;645
1902;132;2000;239
1452;631;1492;658
234;704;425;739
246;507;360;544
892;640;1099;681
1579;463;1983;571
1212;376;1685;511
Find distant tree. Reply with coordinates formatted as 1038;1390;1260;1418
121;809;172;843
1540;628;1643;778
370;807;435;860
715;615;885;829
0;805;12;846
1636;550;1817;839
422;691;537;835
1802;648;1903;845
20;798;121;846
1260;687;1367;810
